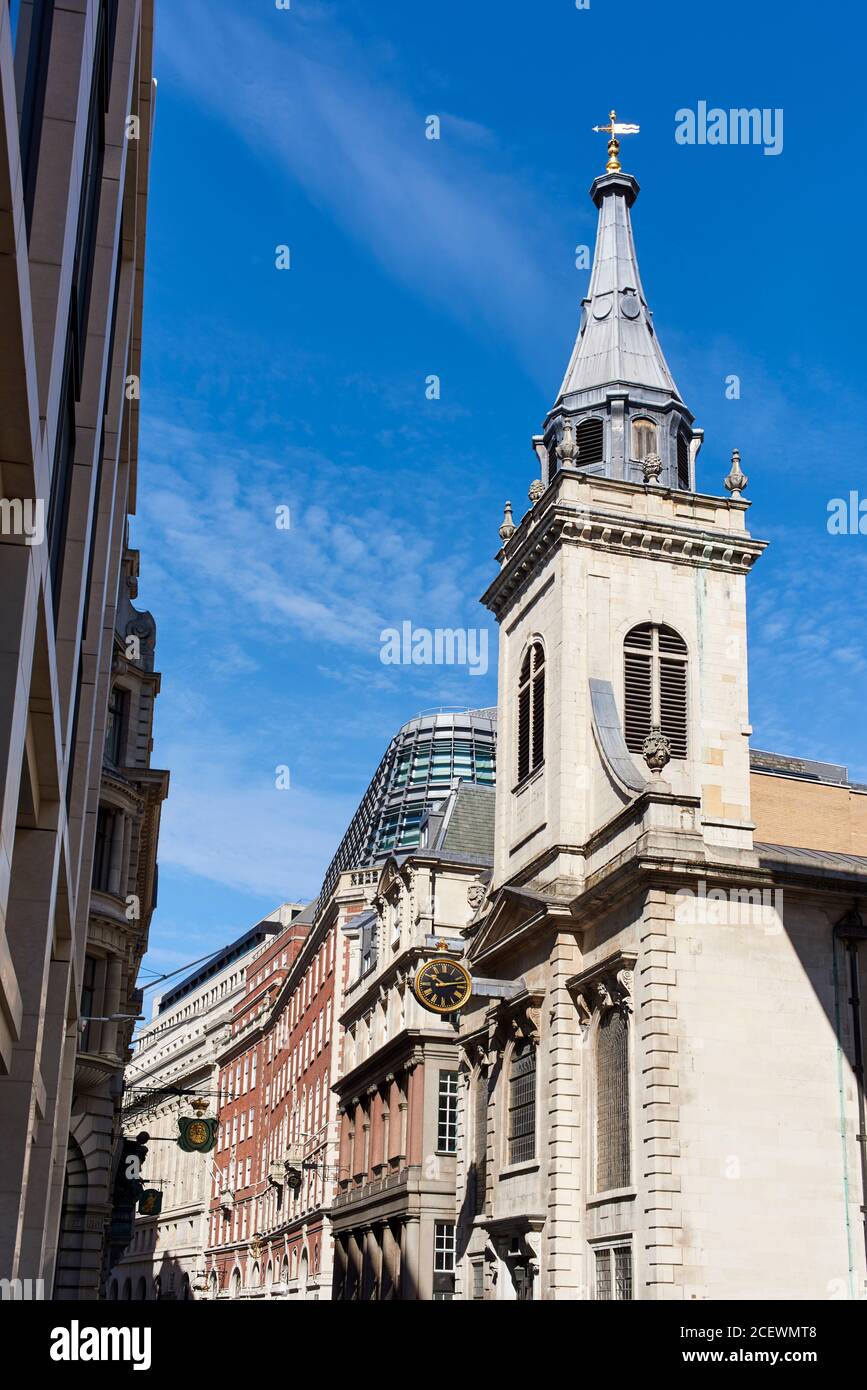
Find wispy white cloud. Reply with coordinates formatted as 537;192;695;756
153;0;565;380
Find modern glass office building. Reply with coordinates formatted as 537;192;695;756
317;708;497;908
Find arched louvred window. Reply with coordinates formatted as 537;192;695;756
596;1009;630;1191
631;417;657;462
624;623;688;759
676;430;691;489
575;416;604;467
517;642;545;781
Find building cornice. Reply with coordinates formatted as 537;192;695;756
482;477;766;621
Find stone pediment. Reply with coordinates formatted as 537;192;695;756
466;883;572;969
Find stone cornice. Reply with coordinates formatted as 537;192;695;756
482;483;767;620
335;1030;430;1102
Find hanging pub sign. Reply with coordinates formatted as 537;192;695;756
138;1189;163;1217
413;942;473;1016
177;1099;219;1153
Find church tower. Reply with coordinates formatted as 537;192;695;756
482;124;766;899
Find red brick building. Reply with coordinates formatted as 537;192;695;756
206;871;376;1299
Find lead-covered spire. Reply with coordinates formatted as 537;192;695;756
535;156;702;493
557;172;680;402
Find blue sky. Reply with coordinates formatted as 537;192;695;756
134;0;867;983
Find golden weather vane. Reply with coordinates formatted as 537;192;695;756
592;109;640;173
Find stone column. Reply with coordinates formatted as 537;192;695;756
406;1061;425;1166
397;1073;409;1162
101;956;123;1057
399;1217;420;1301
351;1100;364;1181
348;1230;363;1299
368;1086;383;1172
382;1221;400;1300
107;811;126;897
333;1234;348;1300
337;1108;351;1186
363;1224;381;1299
360;1101;371;1181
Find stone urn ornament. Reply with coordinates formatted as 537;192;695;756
642;725;672;776
642;452;663;485
724;448;748;497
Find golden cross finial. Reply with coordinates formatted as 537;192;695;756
592;109;640;173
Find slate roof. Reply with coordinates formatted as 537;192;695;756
435;782;496;861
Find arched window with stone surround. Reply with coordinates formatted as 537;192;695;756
623;622;688;760
517;642;545;782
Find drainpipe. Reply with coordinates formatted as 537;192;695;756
835;905;867;1284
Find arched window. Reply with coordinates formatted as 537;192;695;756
576;416;604;467
208;1270;219;1300
230;1267;241;1299
507;1040;537;1165
630;417;657;462
623;623;688;759
596;1009;630;1191
517;643;545;782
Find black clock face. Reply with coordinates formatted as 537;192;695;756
414;958;472;1014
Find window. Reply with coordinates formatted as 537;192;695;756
631;417;657;462
473;1071;488;1215
594;1244;633;1301
48;354;77;615
432;1223;456;1300
517;643;545;782
575;416;604;467
471;1260;485;1301
80;954;98;1052
508;1042;536;1165
596;1009;630;1191
15;0;56;236
623;623;688;760
92;805;115;892
437;1071;458;1153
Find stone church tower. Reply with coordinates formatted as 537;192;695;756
454;141;867;1301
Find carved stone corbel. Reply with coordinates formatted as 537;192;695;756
567;951;638;1034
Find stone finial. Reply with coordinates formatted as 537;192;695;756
724;448;748;497
528;479;544;504
642;452;663;485
642;725;671;775
498;500;516;543
555;418;577;466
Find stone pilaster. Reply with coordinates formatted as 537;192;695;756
545;931;584;1297
638;887;683;1296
